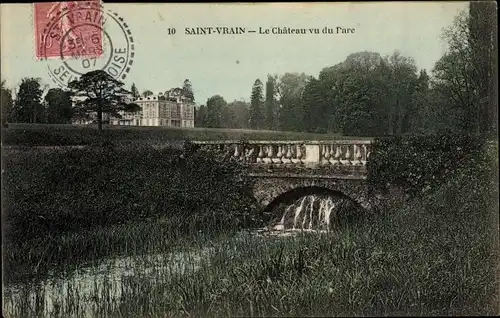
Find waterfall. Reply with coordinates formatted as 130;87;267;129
268;194;358;233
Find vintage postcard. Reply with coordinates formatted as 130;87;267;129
1;1;498;317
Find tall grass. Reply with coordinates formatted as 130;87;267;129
2;145;258;283
100;143;498;317
4;143;498;317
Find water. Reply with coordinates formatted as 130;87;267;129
3;194;357;317
264;194;361;234
3;248;212;317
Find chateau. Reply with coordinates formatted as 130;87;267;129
111;88;195;128
75;88;195;127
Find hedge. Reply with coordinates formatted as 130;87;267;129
2;143;258;243
367;133;486;196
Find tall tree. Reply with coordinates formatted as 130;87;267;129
182;79;195;102
195;105;207;127
12;78;44;123
44;88;73;124
205;95;226;128
220;100;251;129
228;100;250;129
264;75;278;130
142;90;154;97
411;69;433;132
249;79;264;130
301;76;328;133
469;1;497;136
435;5;497;136
68;70;138;130
316;52;390;136
276;73;308;132
1;80;13;127
385;51;419;135
131;83;140;99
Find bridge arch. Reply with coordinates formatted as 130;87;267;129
251;176;374;213
263;185;364;213
189;140;384;218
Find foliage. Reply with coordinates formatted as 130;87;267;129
2;145;257;246
193;4;496;137
68;70;138;130
205;95;227;128
182;79;195;102
367;133;485;195
44;88;73;124
1;80;14;127
264;75;278;130
5;146;498;315
226;100;250;129
142;90;154;97
11;78;44;124
432;4;497;137
130;83;140;99
196;100;250;129
276;72;308;132
250;79;264;129
195;104;207;127
301;76;328;133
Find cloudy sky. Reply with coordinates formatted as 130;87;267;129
1;2;467;103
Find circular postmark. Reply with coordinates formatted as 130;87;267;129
40;2;134;89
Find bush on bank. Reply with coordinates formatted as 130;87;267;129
2;143;258;244
367;133;485;196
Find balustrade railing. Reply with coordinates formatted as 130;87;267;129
190;140;372;168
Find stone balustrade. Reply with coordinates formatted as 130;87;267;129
190;140;372;168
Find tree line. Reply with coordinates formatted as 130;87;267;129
195;2;497;137
1;74;195;130
2;3;496;137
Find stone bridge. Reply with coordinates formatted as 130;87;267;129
190;140;385;213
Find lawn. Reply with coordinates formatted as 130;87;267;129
1;123;371;147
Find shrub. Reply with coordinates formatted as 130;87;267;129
2;144;258;244
367;133;486;196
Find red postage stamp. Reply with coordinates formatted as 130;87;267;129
34;1;104;59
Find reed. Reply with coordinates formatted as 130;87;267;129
2;138;498;317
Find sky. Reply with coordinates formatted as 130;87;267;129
1;2;468;104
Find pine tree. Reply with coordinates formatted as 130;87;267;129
265;75;277;130
68;70;138;130
250;79;264;129
182;79;195;102
131;83;140;99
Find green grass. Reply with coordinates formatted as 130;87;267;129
102;145;497;317
3;215;238;284
1;144;257;284
3;143;499;317
1;123;370;147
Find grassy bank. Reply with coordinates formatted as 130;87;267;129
105;143;498;316
2;134;498;316
3;142;498;316
2;144;258;283
1;123;367;147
